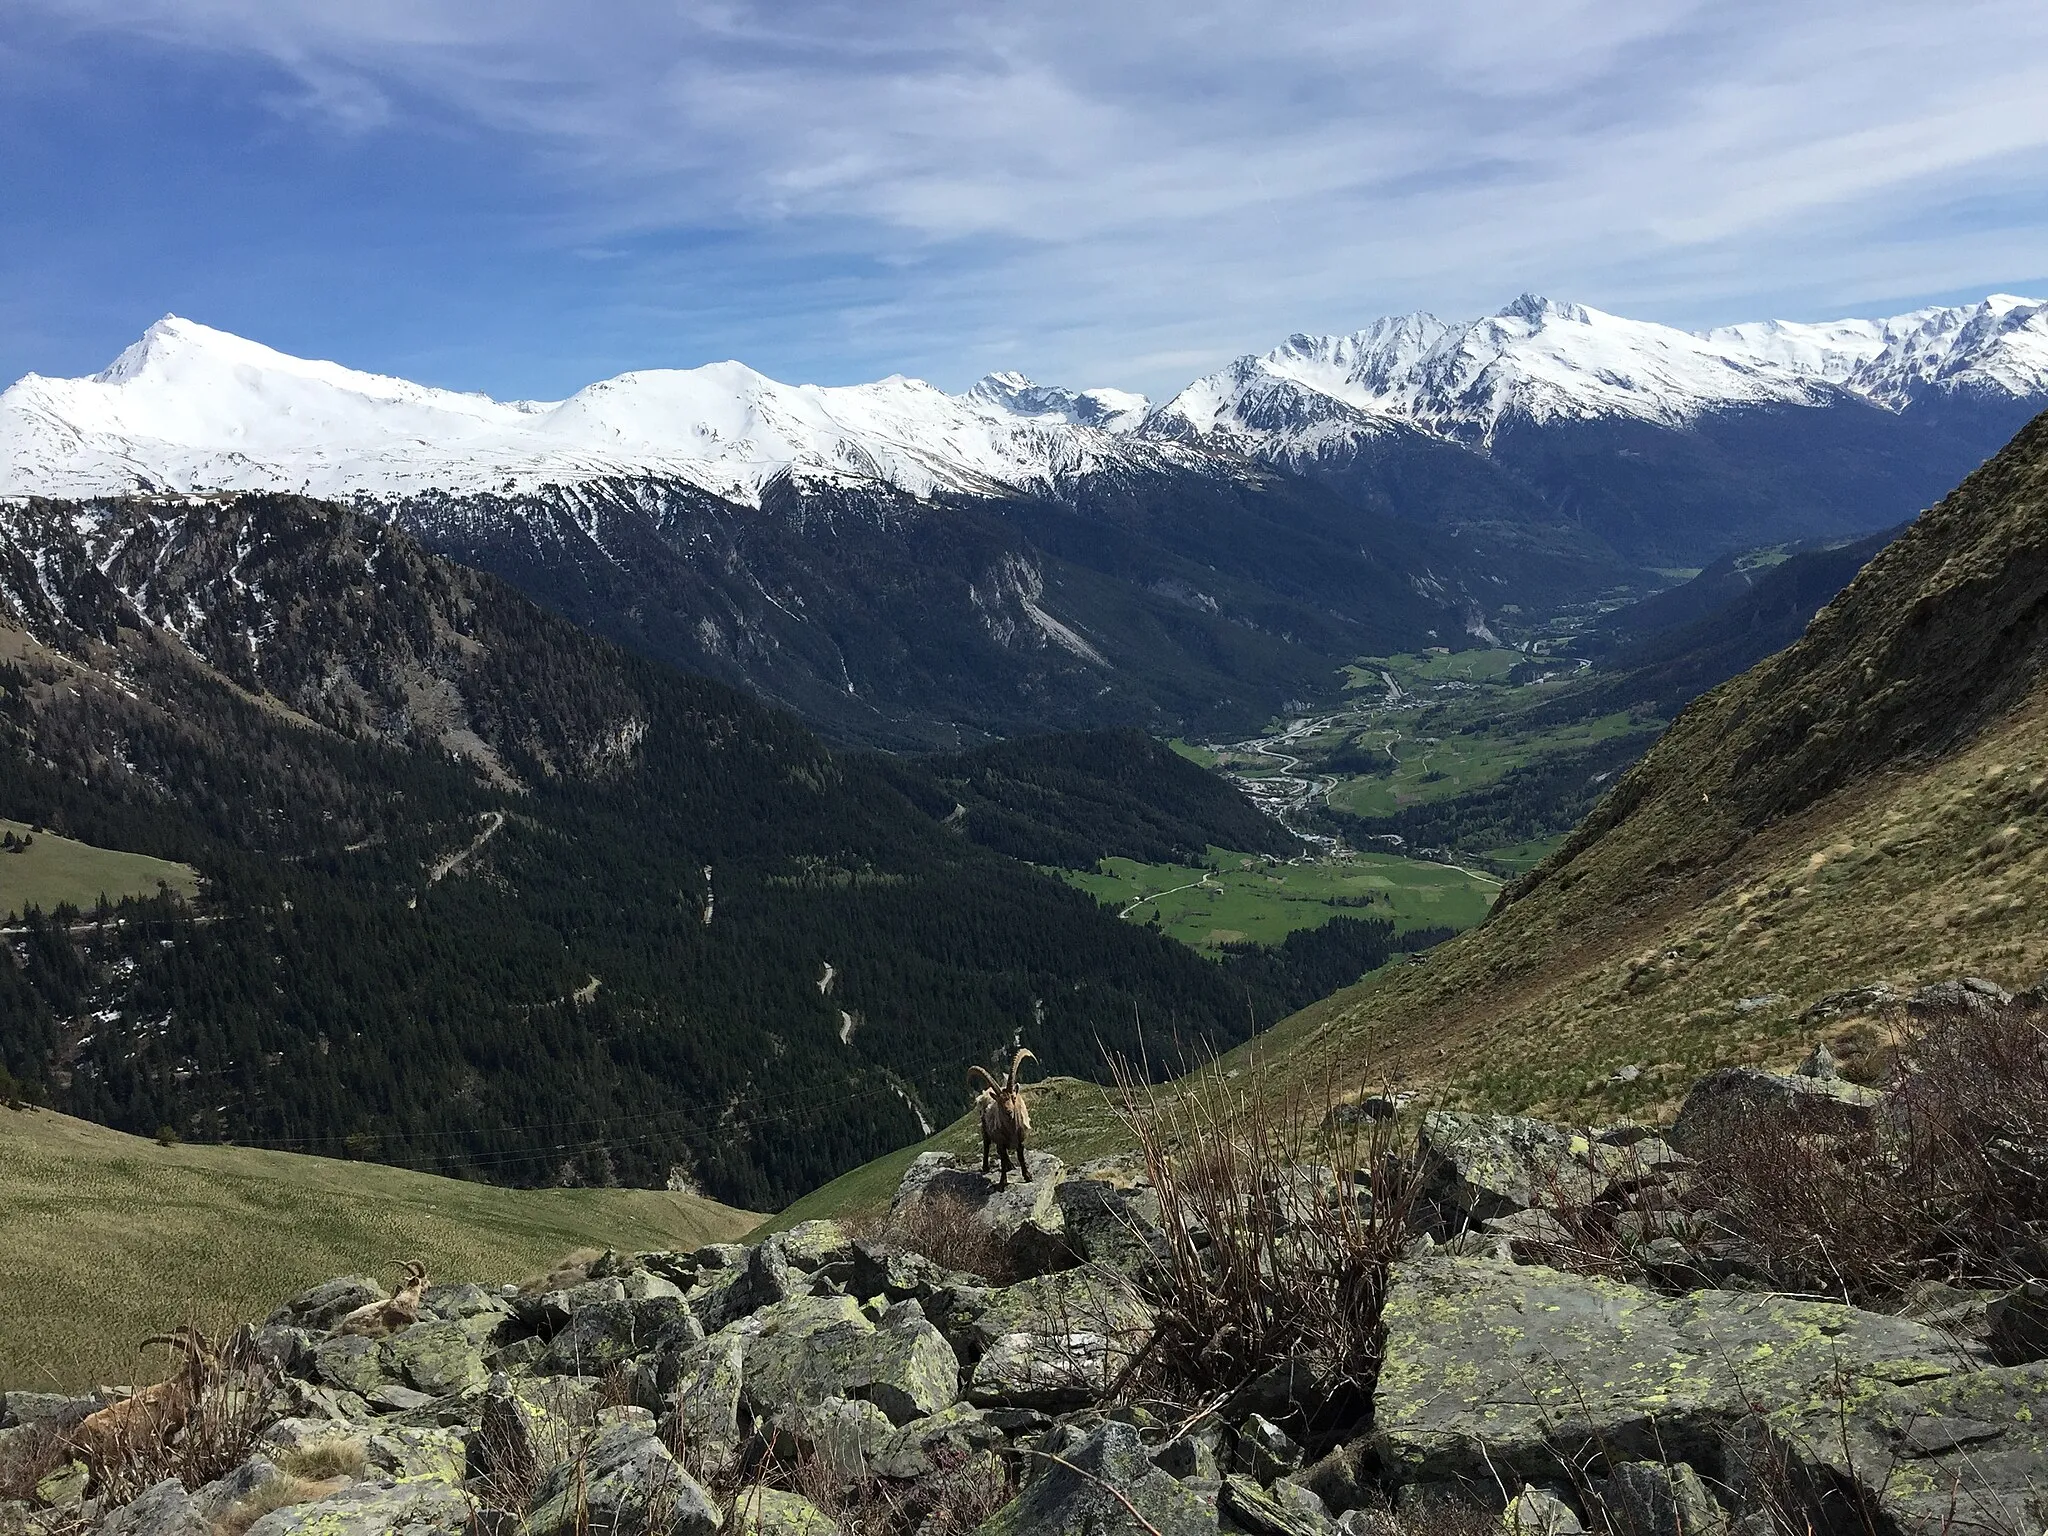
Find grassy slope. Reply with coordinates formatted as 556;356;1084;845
0;1106;758;1390
782;411;2048;1222
0;819;201;918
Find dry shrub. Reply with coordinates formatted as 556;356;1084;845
877;1190;1016;1284
215;1474;340;1536
1105;1051;1420;1443
471;1378;606;1516
1691;999;2048;1303
728;1439;1013;1536
86;1328;277;1509
0;1421;74;1503
274;1439;368;1482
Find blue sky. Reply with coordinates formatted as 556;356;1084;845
4;0;2047;400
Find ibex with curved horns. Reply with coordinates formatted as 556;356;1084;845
68;1325;222;1474
334;1260;430;1338
968;1047;1037;1190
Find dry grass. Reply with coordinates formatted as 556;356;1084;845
274;1440;368;1482
1106;1050;1420;1447
215;1475;341;1536
875;1190;1017;1284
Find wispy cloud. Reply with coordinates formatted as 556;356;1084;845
14;0;2048;393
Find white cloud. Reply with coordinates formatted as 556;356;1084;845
18;0;2048;392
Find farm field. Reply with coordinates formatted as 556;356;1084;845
0;1106;758;1390
1058;845;1498;952
0;818;202;918
1323;706;1648;817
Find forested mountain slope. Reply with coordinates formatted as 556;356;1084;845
1261;406;2048;1117
0;494;1399;1208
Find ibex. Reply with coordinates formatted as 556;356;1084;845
68;1326;221;1474
334;1260;429;1338
968;1047;1037;1190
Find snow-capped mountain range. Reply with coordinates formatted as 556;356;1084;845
4;294;2043;505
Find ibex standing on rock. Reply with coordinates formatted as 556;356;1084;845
969;1047;1037;1190
334;1260;429;1338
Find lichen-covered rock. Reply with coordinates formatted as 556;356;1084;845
89;1479;211;1536
976;1420;1217;1535
521;1422;720;1536
1222;1474;1337;1536
892;1152;1070;1278
539;1298;696;1377
244;1480;474;1536
364;1426;468;1485
1738;1358;2048;1536
727;1488;842;1536
1416;1113;1616;1222
870;1402;1005;1480
736;1293;959;1426
1373;1257;1972;1483
268;1277;387;1332
385;1320;487;1398
1503;1487;1583;1536
768;1221;854;1275
314;1335;398;1398
963;1269;1154;1408
1667;1068;1880;1153
422;1284;517;1347
760;1397;894;1483
667;1332;745;1466
32;1462;88;1510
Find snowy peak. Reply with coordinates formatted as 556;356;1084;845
3;295;2044;506
1154;293;2048;454
959;371;1149;432
0;323;1163;504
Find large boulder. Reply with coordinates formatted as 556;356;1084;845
312;1335;398;1398
963;1270;1154;1408
727;1488;841;1536
734;1294;959;1427
1667;1068;1880;1154
975;1420;1217;1535
869;1402;1006;1480
1373;1257;1975;1484
1736;1358;2048;1536
267;1276;388;1332
538;1298;697;1377
1053;1178;1169;1275
384;1320;488;1398
892;1152;1070;1278
521;1420;720;1536
667;1332;746;1465
758;1397;894;1483
90;1479;212;1536
1416;1114;1620;1223
244;1481;475;1536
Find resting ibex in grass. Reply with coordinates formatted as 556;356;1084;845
334;1260;429;1338
68;1326;220;1474
968;1047;1037;1190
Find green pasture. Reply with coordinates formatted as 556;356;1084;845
0;819;202;919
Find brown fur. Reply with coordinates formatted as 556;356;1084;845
967;1048;1037;1189
334;1260;429;1338
67;1326;218;1474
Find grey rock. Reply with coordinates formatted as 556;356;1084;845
1053;1178;1169;1275
522;1422;719;1536
90;1480;210;1536
250;1326;317;1378
1667;1068;1880;1154
760;1397;894;1483
1372;1256;1978;1483
366;1384;438;1414
892;1151;1070;1279
1222;1474;1336;1536
244;1480;473;1536
1503;1487;1583;1536
191;1458;285;1525
1800;983;1905;1024
1986;1278;2048;1365
267;1276;387;1332
385;1319;488;1397
975;1420;1218;1535
1738;1358;2048;1536
1795;1043;1841;1080
313;1335;397;1397
668;1331;745;1467
1;1394;96;1431
1153;1436;1221;1484
961;1269;1153;1408
364;1426;467;1484
539;1297;696;1377
1234;1414;1302;1483
1591;1462;1727;1536
1416;1113;1615;1221
736;1292;958;1427
1907;977;2012;1016
727;1488;842;1536
1322;1097;1398;1129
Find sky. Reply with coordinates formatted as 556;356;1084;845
4;0;2048;402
